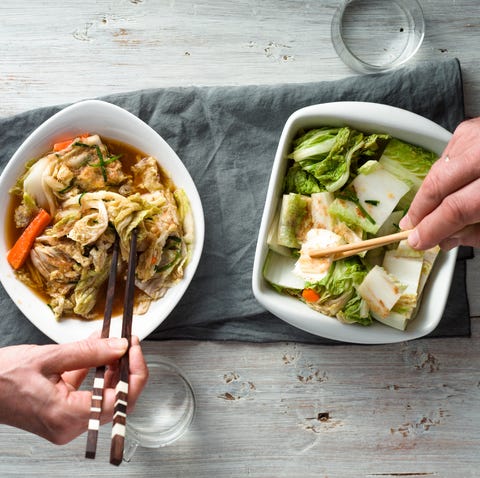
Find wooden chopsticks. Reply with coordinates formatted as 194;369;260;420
308;229;412;260
85;232;120;459
85;229;138;466
110;228;137;466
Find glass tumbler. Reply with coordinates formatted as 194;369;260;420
331;0;425;74
123;356;195;462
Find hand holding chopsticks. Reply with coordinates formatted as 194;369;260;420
308;229;412;260
0;232;146;451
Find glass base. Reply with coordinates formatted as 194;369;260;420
123;357;195;462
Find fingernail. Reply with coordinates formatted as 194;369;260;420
130;335;140;346
408;228;419;249
107;337;128;351
399;214;413;230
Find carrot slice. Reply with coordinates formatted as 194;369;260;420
302;288;320;303
7;209;52;270
53;133;89;152
53;139;73;152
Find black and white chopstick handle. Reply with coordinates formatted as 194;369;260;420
85;370;106;459
85;233;120;460
110;229;137;466
110;373;129;466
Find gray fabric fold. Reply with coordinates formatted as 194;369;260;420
0;58;470;346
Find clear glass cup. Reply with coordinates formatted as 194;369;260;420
331;0;425;74
123;356;195;462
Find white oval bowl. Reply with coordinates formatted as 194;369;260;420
252;101;457;344
0;99;205;344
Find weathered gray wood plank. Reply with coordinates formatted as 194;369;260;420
0;1;480;117
2;328;480;477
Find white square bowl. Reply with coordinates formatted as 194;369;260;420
252;101;457;344
0;100;205;344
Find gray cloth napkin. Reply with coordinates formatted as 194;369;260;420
0;58;470;346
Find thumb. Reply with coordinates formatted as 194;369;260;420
41;337;128;374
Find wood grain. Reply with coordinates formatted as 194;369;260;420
0;1;479;477
85;233;119;459
110;229;137;466
2;330;480;477
0;1;480;118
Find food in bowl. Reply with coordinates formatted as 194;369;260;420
6;133;193;321
0;100;204;344
253;102;456;344
264;125;442;331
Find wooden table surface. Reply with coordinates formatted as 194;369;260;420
1;1;480;477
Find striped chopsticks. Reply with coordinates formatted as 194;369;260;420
85;229;137;466
110;228;137;466
85;233;120;459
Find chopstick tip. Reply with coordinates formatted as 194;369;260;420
110;435;125;466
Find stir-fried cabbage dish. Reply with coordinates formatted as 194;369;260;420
264;126;441;331
7;134;194;320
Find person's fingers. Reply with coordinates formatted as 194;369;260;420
41;390;97;445
41;337;128;375
63;336;146;395
61;368;90;391
19;337;147;445
405;177;480;249
402;118;480;229
99;336;148;421
59;332;103;388
438;223;480;250
126;336;149;412
61;335;127;390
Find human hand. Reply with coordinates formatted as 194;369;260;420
0;335;148;445
400;117;480;250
